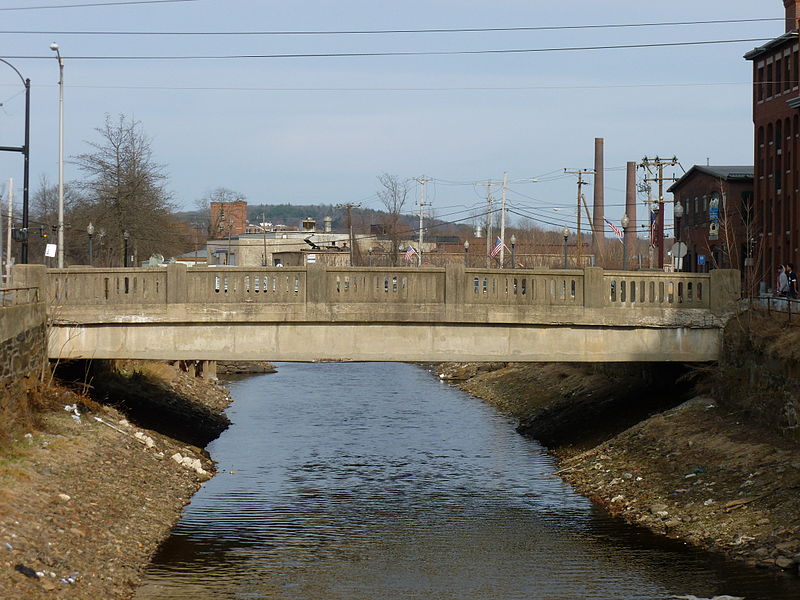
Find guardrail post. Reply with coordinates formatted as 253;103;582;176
583;267;605;308
166;263;188;304
710;269;741;314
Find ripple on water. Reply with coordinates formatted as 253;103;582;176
136;363;800;600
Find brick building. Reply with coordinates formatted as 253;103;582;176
210;200;248;237
668;166;753;274
745;0;800;290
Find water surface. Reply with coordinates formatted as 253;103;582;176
136;362;800;600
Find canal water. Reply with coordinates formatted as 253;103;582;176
136;362;800;600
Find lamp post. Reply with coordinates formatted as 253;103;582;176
368;247;373;267
650;201;660;269
674;201;684;272
50;43;65;269
510;234;517;269
123;230;129;267
87;222;94;266
562;227;570;269
621;214;630;271
463;240;469;267
0;59;30;263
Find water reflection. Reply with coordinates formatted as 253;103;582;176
136;363;799;600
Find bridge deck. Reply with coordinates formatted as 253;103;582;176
14;264;741;362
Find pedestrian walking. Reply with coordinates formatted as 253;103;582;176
787;263;798;299
777;264;789;296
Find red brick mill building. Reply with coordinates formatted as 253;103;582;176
745;0;800;292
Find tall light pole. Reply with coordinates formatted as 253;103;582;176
123;230;129;267
463;240;469;267
562;227;570;269
621;214;630;271
87;222;94;266
674;201;684;272
0;59;30;263
50;43;65;268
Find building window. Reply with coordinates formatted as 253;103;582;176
776;58;783;94
767;62;774;97
758;65;765;101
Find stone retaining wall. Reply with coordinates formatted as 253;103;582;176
0;302;47;383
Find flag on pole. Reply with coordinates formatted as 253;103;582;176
605;218;624;243
489;236;504;258
404;246;417;262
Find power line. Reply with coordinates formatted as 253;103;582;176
0;37;773;61
8;81;750;93
0;17;780;36
0;0;199;11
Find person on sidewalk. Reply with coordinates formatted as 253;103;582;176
777;264;789;296
786;263;798;299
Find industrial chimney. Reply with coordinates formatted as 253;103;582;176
785;0;800;32
324;216;333;233
592;137;605;258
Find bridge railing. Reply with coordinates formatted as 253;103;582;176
603;272;711;308
19;264;740;315
48;268;167;305
325;268;445;303
186;267;307;303
464;269;583;306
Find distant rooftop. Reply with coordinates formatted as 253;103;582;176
668;165;753;193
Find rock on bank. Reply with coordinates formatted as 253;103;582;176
0;363;231;599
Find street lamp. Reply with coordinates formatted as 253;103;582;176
562;227;570;269
123;230;129;267
674;201;684;272
368;247;373;267
87;222;94;266
621;214;630;271
463;240;469;267
510;234;517;269
50;43;65;268
0;59;30;263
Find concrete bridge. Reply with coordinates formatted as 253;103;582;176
13;264;740;363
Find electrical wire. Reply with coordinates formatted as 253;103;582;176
0;37;774;61
0;17;780;36
0;0;199;11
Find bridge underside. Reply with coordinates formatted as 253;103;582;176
49;322;721;363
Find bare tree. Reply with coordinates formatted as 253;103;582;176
73;114;188;266
376;173;410;265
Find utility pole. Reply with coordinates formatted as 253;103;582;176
336;203;359;266
261;212;268;266
565;169;594;267
414;176;432;267
477;180;499;268
6;179;13;284
640;156;679;269
500;172;508;268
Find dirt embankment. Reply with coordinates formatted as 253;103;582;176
438;318;800;577
0;362;232;599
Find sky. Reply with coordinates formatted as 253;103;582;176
0;0;786;236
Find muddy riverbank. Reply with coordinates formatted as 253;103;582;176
0;363;230;599
437;311;800;577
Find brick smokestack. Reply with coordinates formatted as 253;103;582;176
592;137;605;259
624;161;637;269
785;0;800;32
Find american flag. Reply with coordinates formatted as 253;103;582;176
489;236;504;257
605;218;624;242
404;246;417;261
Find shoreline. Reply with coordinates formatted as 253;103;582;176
438;359;800;578
1;365;232;599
